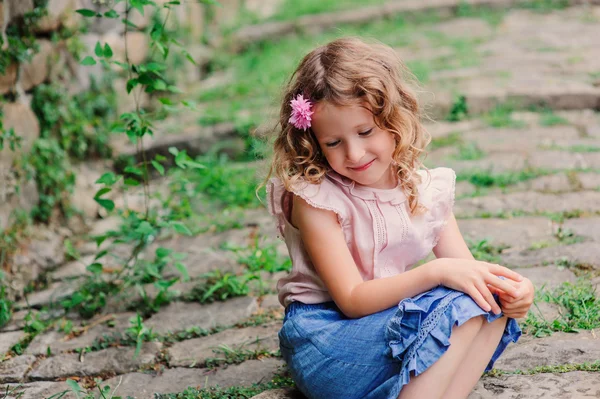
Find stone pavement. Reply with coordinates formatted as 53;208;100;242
2;1;600;398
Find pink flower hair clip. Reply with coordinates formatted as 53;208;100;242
289;94;313;131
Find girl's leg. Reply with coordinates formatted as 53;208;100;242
441;316;508;399
397;316;484;399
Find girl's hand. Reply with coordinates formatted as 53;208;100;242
490;277;535;319
434;259;523;315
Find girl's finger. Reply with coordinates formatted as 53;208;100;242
489;264;523;283
476;281;501;315
487;285;505;295
485;275;520;298
468;287;492;313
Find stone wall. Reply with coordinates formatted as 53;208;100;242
0;0;217;231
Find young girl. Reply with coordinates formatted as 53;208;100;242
265;37;534;399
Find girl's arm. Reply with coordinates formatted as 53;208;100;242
293;196;522;318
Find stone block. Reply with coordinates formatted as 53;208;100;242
0;355;36;383
101;358;285;398
144;296;258;335
28;342;161;379
20;40;55;91
167;323;280;367
0;64;17;95
0;330;24;354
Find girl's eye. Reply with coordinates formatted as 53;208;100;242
359;128;373;136
325;140;340;148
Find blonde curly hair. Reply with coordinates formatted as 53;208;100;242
267;37;430;215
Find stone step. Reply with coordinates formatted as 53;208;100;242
502;241;600;270
0;381;74;399
99;358;285;399
143;296;258;335
167;322;280;367
454;191;600;218
251;371;600;398
495;331;599;371
28;342;161;380
25;312;136;356
0;355;36;383
233;0;596;48
469;371;600;398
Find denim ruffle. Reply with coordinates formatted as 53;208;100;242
385;286;521;397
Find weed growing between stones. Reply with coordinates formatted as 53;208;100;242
483;103;527;129
447;96;468;122
487;361;600;377
0;273;13;329
429;132;463;150
467;239;508;264
456;168;549;188
538;109;569;127
453;142;486;161
204;343;279;369
522;278;600;337
158;371;295;399
186;270;252;304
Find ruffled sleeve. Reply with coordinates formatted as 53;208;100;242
417;167;456;248
266;176;348;239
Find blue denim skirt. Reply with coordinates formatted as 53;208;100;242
279;286;521;399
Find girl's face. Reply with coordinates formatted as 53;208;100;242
311;102;397;189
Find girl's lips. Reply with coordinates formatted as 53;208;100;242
350;159;375;171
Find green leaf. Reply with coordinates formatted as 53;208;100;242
182;50;197;65
104;9;119;18
124;166;143;176
153;80;167;91
94;187;111;198
124;177;140;186
146;62;166;72
104;43;113;59
156;247;173;258
112;60;129;70
75;9;98;17
168;147;179;156
94;41;103;57
167;85;183;93
135;221;154;235
122;18;139;29
158;97;173;105
175;262;190;282
96;172;118;186
94;250;108;261
95;198;115;212
126;78;139;94
171;221;192;236
151;160;165;175
86;263;103;275
66;379;83;398
80;56;97;66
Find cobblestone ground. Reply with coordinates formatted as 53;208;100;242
2;1;600;398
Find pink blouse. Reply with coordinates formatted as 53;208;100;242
267;167;456;307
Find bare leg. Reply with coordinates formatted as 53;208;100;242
441;317;508;399
397;316;484;399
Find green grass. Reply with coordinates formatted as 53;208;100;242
429;132;463;151
482;103;527;129
539;109;569;126
453;142;486;161
522;278;600;337
161;372;295;398
456;168;549;188
467;239;508;264
267;0;386;22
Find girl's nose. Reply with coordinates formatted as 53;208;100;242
346;142;365;163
